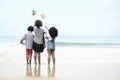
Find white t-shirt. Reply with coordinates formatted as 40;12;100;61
33;27;44;44
21;31;34;49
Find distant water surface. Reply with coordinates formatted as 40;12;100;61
1;35;120;47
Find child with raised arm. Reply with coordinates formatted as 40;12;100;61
20;26;34;64
45;27;58;65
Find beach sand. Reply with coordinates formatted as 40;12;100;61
0;43;120;80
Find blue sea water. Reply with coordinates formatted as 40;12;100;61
56;36;120;44
0;35;120;47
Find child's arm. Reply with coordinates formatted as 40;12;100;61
20;40;25;45
44;31;49;40
44;26;49;40
20;34;26;45
45;26;49;30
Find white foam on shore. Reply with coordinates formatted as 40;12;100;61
1;43;120;64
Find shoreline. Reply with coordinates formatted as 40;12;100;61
0;44;120;80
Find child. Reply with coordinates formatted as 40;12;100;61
20;26;34;64
32;20;45;65
45;27;58;65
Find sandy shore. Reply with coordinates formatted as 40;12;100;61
0;43;120;80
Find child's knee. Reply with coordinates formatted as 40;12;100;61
48;56;51;59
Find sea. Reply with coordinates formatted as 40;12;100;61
1;35;120;47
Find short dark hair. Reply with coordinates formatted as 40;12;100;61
49;27;58;39
34;20;42;28
27;26;34;32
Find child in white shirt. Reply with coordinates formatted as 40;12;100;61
20;26;34;64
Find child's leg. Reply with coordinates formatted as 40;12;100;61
26;49;29;64
38;53;41;65
51;50;55;65
29;49;32;64
34;52;37;64
47;50;52;65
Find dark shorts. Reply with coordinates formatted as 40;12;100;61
32;41;44;53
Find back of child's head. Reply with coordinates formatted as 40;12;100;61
49;27;58;39
34;20;42;28
27;26;34;32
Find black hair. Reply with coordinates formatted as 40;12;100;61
34;20;42;28
27;26;34;32
49;27;58;39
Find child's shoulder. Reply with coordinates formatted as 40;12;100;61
41;28;44;32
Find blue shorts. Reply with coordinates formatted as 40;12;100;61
47;40;55;50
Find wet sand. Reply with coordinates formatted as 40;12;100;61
0;44;120;80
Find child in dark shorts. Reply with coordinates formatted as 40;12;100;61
33;20;45;65
45;27;58;65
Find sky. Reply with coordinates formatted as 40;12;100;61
0;0;120;36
